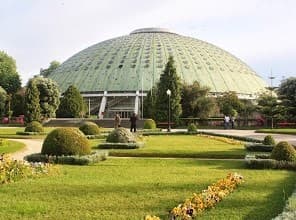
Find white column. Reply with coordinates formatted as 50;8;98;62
134;90;139;115
98;91;108;119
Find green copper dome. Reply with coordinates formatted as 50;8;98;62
48;28;267;97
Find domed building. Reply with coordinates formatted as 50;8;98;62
48;28;267;118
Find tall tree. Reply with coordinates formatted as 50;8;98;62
154;56;182;122
217;91;242;116
277;77;296;120
40;61;60;77
0;51;21;94
11;88;26;116
33;76;60;118
181;81;218;119
25;79;41;123
0;86;7;117
143;86;157;119
56;85;85;118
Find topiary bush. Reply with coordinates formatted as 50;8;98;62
79;121;100;135
187;123;197;133
25;121;44;133
41;128;91;156
270;141;296;162
143;119;156;129
263;135;276;145
106;127;136;143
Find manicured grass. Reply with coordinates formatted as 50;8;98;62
0;158;294;219
0;127;55;139
108;135;246;159
256;128;296;135
0;140;25;154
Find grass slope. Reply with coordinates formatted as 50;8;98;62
0;158;295;220
109;135;246;159
256;129;296;135
0;140;25;154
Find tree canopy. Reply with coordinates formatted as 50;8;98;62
40;61;60;77
25;79;41;123
217;91;242;116
154;56;182;122
0;86;7;117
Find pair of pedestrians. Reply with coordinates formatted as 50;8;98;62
114;113;138;132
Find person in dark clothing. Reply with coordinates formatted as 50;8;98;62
130;113;138;132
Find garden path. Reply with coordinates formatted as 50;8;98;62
9;139;43;160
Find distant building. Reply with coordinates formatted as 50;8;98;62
47;28;267;118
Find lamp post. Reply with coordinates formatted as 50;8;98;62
166;89;171;132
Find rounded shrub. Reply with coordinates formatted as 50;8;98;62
79;121;100;135
270;141;296;162
143;119;156;129
106;127;136;143
263;135;275;145
41;128;91;156
187;123;197;133
25;121;44;133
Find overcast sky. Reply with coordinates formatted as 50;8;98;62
1;0;295;86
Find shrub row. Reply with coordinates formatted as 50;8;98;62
199;131;263;143
98;142;143;149
16;131;47;136
142;131;196;136
169;173;244;219
245;155;296;170
0;154;57;184
86;134;108;139
24;151;108;165
273;187;296;220
244;143;274;152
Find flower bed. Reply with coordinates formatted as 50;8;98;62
169;173;244;219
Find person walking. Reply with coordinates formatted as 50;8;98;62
114;113;121;128
224;115;230;129
130;112;138;132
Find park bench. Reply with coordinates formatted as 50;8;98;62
276;122;296;128
157;122;175;128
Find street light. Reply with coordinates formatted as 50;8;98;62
166;89;171;132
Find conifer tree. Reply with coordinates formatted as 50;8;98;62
56;85;85;118
155;56;182;122
25;79;41;123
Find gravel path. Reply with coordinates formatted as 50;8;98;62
9;139;43;160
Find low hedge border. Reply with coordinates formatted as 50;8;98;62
244;143;274;152
273;186;296;220
24;151;108;165
142;131;198;136
245;154;296;170
199;131;263;143
16;131;47;136
86;134;108;139
256;130;296;135
98;142;144;149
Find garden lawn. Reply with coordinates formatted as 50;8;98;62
256;128;296;135
0;127;55;139
0;158;295;220
108;135;246;159
0;140;25;154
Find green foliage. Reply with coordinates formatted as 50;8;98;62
270;141;296;162
187;123;197;133
40;61;60;77
244;143;274;152
155;56;182;122
245;157;296;170
143;119;156;129
263;135;276;145
25;121;44;133
257;92;281;123
181;81;218;119
32;76;60;118
41;128;91;156
25;152;107;165
98;142;142;149
217;91;242;116
239;99;257;126
79;121;100;135
56;85;85;118
11;88;25;116
0;51;21;94
143;87;157;118
25;79;41;123
278;77;296;120
106;127;136;143
0;86;7;117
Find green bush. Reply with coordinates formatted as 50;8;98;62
79;121;100;135
98;142;143;149
187;123;197;133
41;128;91;156
244;143;273;152
245;157;296;170
263;135;275;145
143;119;156;129
270;141;296;162
25;121;44;133
106;127;136;143
25;151;107;165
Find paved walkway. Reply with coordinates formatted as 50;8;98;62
9;139;43;160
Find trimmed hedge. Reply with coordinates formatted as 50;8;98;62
79;121;100;135
263;135;276;145
199;131;263;143
244;143;274;152
187;123;197;133
143;119;156;129
42;128;91;156
106;127;136;143
245;155;296;170
25;151;108;165
271;141;296;162
25;121;44;133
16;131;47;136
98;142;144;149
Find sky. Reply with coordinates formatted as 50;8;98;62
1;0;295;86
